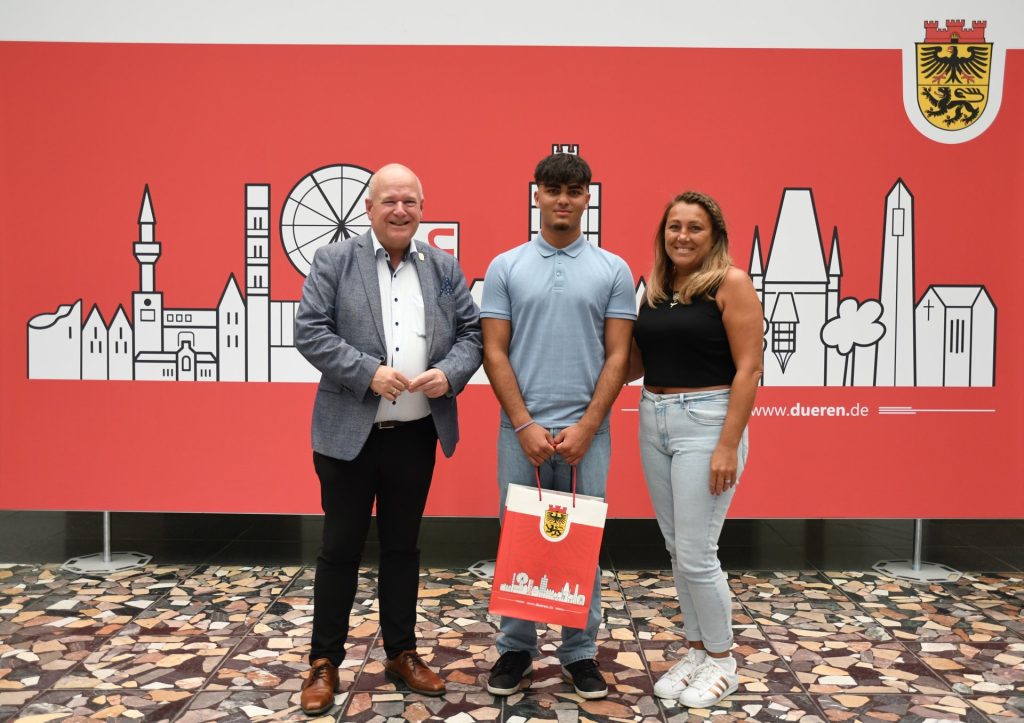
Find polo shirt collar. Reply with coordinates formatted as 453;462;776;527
532;233;587;258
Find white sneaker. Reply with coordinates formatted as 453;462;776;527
678;659;738;708
653;647;705;699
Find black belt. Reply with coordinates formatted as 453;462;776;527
373;416;429;430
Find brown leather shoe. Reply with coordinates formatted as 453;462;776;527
384;649;446;696
300;658;339;715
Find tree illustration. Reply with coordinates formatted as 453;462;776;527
821;298;885;385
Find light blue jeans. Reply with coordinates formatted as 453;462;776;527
638;388;748;654
495;421;610;665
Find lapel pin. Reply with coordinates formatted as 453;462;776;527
417;251;425;262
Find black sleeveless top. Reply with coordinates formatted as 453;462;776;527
633;294;736;388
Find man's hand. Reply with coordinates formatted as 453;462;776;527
371;365;410;402
552;423;596;466
408;368;450;398
518;424;557;467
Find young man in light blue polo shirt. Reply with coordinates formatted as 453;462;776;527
480;152;636;699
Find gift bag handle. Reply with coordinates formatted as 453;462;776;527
534;466;577;507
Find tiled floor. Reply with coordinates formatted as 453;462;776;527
1;514;1021;721
2;562;1022;722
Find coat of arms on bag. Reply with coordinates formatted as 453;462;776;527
542;504;569;540
917;20;991;131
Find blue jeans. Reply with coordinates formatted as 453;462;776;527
638;388;748;654
496;421;611;665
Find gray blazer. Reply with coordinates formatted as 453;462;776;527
294;233;482;461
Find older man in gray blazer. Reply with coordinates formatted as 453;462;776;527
295;163;481;715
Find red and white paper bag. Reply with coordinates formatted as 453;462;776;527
489;482;608;629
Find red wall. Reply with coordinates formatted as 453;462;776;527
1;43;1020;517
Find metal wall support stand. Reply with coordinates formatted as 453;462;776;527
61;511;151;574
468;559;495;580
873;519;961;583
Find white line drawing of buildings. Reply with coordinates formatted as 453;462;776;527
27;165;994;389
915;286;995;386
27;169;461;382
498;570;587;607
748;179;996;387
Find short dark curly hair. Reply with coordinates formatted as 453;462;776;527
534;153;592;188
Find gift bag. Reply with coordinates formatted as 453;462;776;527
489;472;608;629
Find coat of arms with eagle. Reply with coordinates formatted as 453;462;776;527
917;20;991;130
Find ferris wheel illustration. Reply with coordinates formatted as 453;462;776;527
280;163;374;276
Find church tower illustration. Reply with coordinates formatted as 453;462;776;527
824;228;844;386
876;180;915;385
132;186;163;355
245;184;271;381
759;189;831;386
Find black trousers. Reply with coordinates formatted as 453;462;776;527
309;416;437;665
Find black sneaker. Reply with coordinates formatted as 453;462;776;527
561;658;608;699
487;650;533;695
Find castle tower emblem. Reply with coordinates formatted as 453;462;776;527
917;20;991;131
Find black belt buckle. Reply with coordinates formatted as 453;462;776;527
374;419;404;430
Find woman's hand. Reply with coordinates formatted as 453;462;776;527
709;443;738;496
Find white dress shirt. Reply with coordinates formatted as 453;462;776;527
371;232;431;423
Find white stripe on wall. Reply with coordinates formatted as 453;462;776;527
2;0;1023;48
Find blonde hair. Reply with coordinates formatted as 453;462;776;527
645;190;733;306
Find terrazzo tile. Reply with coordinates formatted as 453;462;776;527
340;691;499;722
0;691;40;720
51;634;240;690
0;564;82;596
961;598;1024;638
743;600;893;643
952;574;1024;603
415;568;500;638
623;592;751;641
169;566;302;596
1;595;156;640
815;692;989;722
253;567;378;638
732;572;848;604
9;688;195;722
115;565;300;638
906;641;1024;696
617;571;678;600
660;693;825;721
175;688;322;721
0;567;44;617
2;564;195;598
0;633;96;690
2;561;1019;721
968;694;1024;720
858;598;1022;643
773;639;952;695
823;571;957;604
209;636;372;692
0;565;198;640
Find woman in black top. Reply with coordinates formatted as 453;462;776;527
629;191;763;708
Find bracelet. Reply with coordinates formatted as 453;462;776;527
514;419;535;433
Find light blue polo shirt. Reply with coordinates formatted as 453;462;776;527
481;234;637;429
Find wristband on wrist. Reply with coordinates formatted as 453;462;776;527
513;419;535;433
